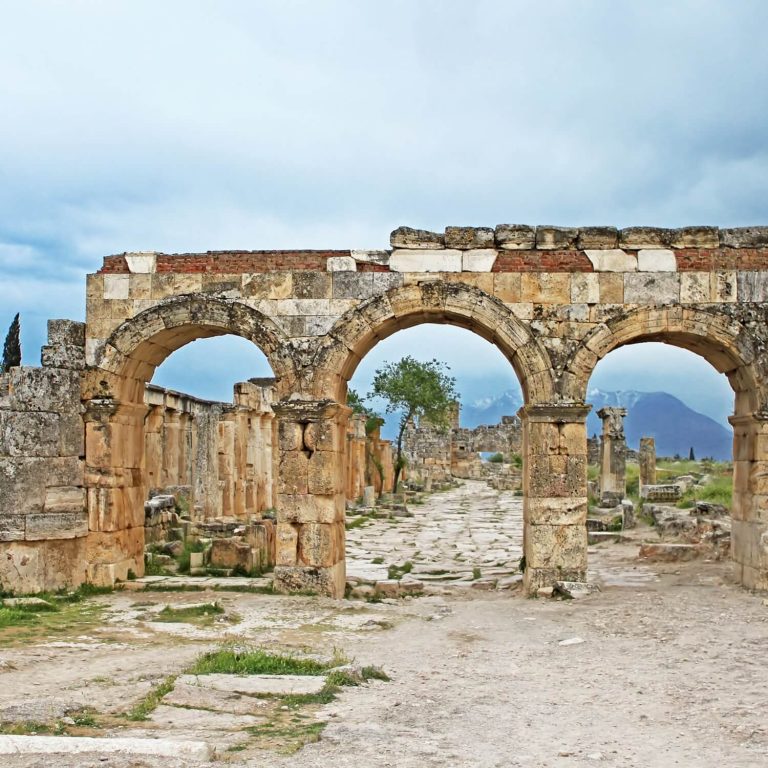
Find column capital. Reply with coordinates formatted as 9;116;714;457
518;402;591;424
729;410;768;427
272;398;351;422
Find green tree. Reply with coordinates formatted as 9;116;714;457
370;356;457;492
689;446;696;461
0;313;21;374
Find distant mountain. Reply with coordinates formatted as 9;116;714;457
458;387;732;460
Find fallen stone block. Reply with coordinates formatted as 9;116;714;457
553;581;601;599
374;579;401;598
178;673;326;696
209;537;253;572
587;531;627;545
2;597;54;609
638;542;707;562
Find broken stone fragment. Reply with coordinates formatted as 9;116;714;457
719;226;768;248
618;227;674;249
535;226;579;250
553;581;600;599
389;226;445;249
576;226;619;249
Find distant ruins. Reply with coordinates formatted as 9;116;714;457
2;223;768;597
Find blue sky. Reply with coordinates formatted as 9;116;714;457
1;1;765;424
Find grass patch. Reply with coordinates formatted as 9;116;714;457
127;675;177;721
472;566;482;580
187;647;337;677
177;540;207;574
371;556;384;565
345;516;369;530
246;719;326;755
387;561;413;580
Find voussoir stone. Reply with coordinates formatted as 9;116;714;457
390;226;445;249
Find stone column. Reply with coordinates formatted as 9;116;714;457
272;400;348;598
639;437;656;489
597;407;627;504
730;412;768;591
520;403;590;595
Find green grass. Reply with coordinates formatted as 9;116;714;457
472;566;482;580
177;540;207;574
345;516;369;530
153;602;225;624
187;647;335;677
371;556;384;565
387;561;413;580
127;675;177;721
677;475;732;508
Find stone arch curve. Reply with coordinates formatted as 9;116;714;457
95;295;298;398
563;306;764;413
311;281;555;404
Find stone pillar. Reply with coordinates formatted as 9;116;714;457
84;396;147;585
597;407;627;504
730;412;768;591
639;437;656;489
272;400;348;598
520;403;590;595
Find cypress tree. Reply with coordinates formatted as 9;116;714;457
1;313;21;373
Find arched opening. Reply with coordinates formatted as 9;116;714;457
82;297;293;585
342;324;526;589
567;307;766;591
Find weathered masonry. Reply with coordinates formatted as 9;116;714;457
2;224;768;597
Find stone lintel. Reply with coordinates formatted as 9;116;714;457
519;403;591;424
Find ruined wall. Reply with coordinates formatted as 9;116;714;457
0;321;87;592
345;416;394;500
144;379;277;522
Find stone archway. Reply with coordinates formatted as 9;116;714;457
82;296;296;585
271;281;582;597
564;305;768;590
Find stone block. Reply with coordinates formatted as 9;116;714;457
536;226;578;250
390;226;444;249
461;249;498;272
527;454;586;497
680;272;710;303
737;272;768;302
719;226;768;248
0;538;87;594
495;224;536;250
332;271;375;300
526;497;588;525
524;523;587;570
298;521;343;567
279;493;342;524
493;273;521;302
3;367;81;412
303;419;339;452
637;249;677;272
571;273;599;304
584;249;636;272
389;249;462;272
209;538;253;572
44;486;85;513
351;249;391;265
638;542;706;562
0;514;26;541
277;451;309;495
103;274;130;300
308;451;339;495
276;522;299;566
122;252;156;273
619;227;673;248
623;273;679;304
293;272;331;299
520;273;570;303
372;272;403;293
273;561;346;597
598;272;624;303
0;412;60;457
326;256;357;272
242;272;292;300
576;227;618;249
26;510;88;540
712;271;737;303
444;226;495;250
41;344;86;370
669;226;719;248
47;320;85;347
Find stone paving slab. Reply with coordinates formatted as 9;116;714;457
0;735;214;760
163;680;272;715
178;673;327;696
149;703;261;730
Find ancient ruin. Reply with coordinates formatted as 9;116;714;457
3;223;768;598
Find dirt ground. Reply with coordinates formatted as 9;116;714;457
1;481;767;768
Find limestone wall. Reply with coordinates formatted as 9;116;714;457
144;380;277;521
345;416;394;500
0;321;88;592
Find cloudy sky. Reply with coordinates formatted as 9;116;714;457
2;1;765;424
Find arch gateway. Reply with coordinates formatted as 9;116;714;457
2;224;768;598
